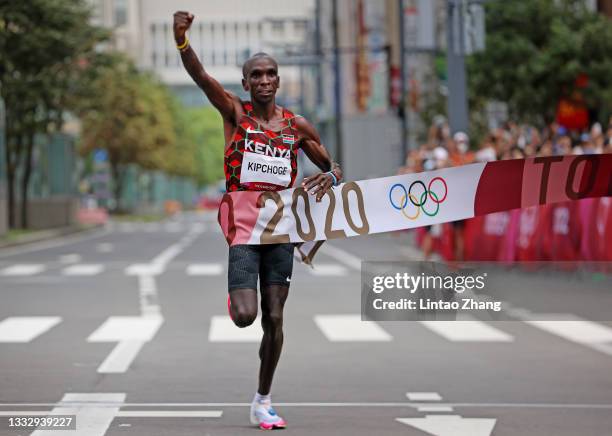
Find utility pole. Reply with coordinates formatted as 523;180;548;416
0;97;6;235
398;0;408;165
446;0;470;134
332;0;343;167
314;0;323;111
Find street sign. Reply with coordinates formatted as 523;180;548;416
463;2;486;55
93;149;108;163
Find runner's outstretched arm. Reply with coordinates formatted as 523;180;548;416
296;117;343;202
173;11;240;123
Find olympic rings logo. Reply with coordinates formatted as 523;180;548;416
389;177;448;220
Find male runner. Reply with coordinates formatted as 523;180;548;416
174;11;343;431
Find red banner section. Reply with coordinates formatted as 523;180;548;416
419;197;612;262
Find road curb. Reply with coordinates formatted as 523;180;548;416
0;224;104;250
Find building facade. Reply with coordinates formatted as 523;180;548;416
88;0;314;107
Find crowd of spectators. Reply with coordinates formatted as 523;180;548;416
398;115;612;262
399;115;612;175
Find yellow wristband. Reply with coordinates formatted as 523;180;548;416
176;36;189;50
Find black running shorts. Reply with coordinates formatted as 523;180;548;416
227;243;295;292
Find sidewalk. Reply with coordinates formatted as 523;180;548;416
0;224;103;250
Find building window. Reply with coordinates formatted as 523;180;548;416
114;0;128;27
271;20;284;36
294;20;307;35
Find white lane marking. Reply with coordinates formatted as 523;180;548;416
589;343;612;356
97;341;147;374
125;264;163;276
420;316;514;342
62;264;104;276
59;254;81;264
96;243;113;253
0;228;108;259
116;411;222;418
165;223;183;233
138;274;161;317
314;315;392;342
397;415;496;436
308;264;348;276
186;263;223;276
407;392;442;401
102;230;202;372
524;318;612;344
88;317;163;342
0;410;222;418
417;406;455;412
88;316;163;373
0;264;46;276
29;393;125;436
125;229;203;278
144;223;160;233
317;243;362;270
0;317;62;343
191;222;206;232
4;402;612;409
119;223;135;232
511;311;612;356
208;315;262;342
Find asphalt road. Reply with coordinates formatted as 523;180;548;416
0;211;611;436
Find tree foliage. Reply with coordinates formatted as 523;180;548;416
78;56;177;207
178;105;225;186
0;0;106;227
467;0;612;126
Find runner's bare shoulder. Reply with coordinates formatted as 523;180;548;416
220;91;245;127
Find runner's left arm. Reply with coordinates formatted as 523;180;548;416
296;117;343;202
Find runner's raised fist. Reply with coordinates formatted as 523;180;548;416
173;11;194;42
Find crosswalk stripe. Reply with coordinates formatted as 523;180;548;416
30;393;125;436
62;264;105;276
0;264;46;276
419;316;514;342
186;263;223;276
208;315;262;342
308;264;348;276
125;264;163;276
407;392;443;401
88;316;163;373
524;317;612;345
314;314;392;342
87;316;163;342
59;254;81;264
0;316;62;342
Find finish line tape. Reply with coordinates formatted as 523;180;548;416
218;154;612;263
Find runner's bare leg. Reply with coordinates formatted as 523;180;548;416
258;284;289;395
229;288;258;327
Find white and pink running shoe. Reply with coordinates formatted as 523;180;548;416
250;404;287;430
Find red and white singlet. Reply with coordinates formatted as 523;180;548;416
224;101;300;192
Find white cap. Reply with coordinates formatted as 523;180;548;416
433;146;449;161
453;131;469;143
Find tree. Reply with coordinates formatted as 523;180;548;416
179;105;225;186
0;0;106;227
467;0;612;126
78;57;177;211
